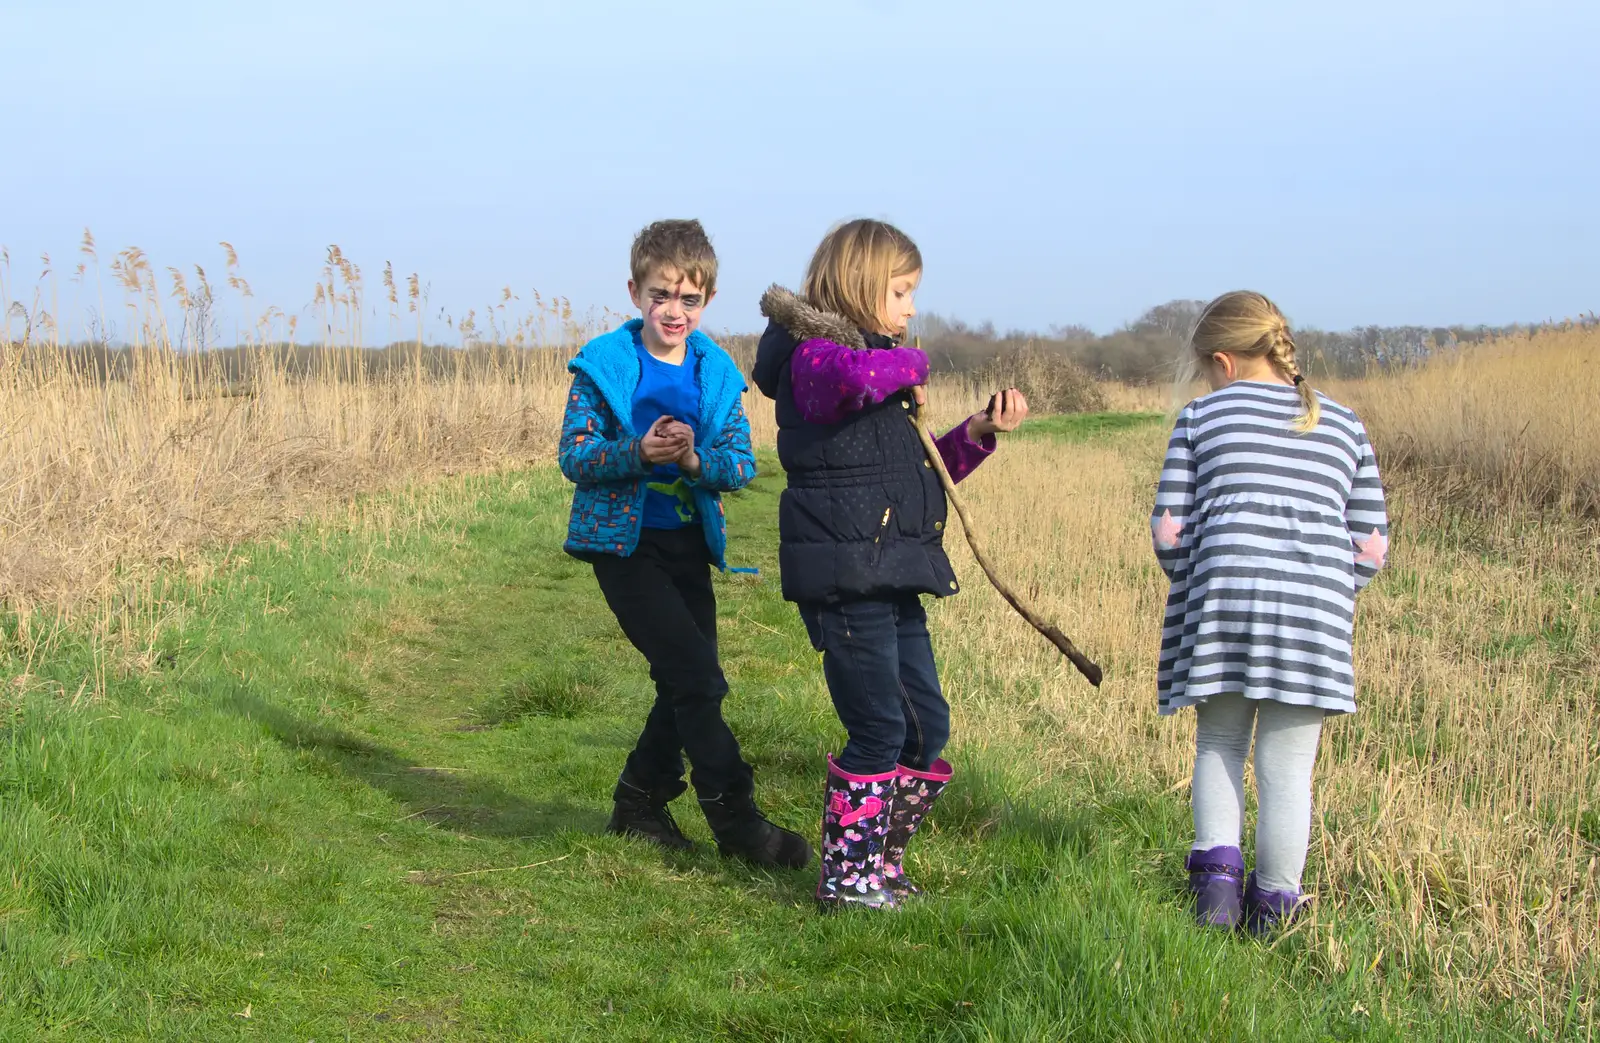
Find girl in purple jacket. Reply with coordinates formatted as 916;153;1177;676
752;219;1028;911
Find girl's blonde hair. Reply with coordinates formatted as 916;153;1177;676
802;219;922;335
1186;290;1320;432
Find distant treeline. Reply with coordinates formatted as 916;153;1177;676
903;302;1599;384
11;302;1595;390
6;342;568;386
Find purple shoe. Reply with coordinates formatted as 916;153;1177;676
1185;846;1245;928
1243;872;1303;935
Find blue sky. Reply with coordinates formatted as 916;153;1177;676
4;0;1597;341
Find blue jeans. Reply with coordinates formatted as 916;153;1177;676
798;595;950;776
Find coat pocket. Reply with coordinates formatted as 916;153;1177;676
574;483;642;552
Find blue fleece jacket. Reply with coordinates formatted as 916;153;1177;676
558;320;756;568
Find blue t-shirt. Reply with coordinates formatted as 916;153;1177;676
630;336;701;530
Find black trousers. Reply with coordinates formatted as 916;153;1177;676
592;527;754;800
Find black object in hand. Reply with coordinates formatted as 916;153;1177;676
986;388;1022;421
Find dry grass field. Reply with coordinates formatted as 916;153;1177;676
2;244;1596;1031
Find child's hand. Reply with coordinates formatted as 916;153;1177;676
662;420;702;478
968;389;1029;439
641;415;691;464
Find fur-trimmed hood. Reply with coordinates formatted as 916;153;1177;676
758;285;866;350
752;285;869;400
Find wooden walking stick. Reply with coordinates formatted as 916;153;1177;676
908;385;1103;687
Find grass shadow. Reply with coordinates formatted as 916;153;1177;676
474;658;624;725
225;690;598;839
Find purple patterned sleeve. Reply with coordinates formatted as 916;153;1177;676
789;339;930;425
935;415;996;484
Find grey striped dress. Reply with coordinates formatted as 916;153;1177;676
1152;381;1388;716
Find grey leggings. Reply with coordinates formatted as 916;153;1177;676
1192;694;1325;894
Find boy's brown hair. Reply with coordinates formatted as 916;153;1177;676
802;219;922;334
630;219;718;294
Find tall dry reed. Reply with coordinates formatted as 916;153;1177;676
0;243;603;649
1328;323;1600;515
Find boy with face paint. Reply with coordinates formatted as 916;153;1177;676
558;219;811;870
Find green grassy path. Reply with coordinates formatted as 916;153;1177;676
0;461;1503;1040
1013;412;1166;443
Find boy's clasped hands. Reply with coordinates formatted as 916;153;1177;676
641;414;700;477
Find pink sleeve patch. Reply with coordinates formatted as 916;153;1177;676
1153;509;1182;550
1354;528;1388;568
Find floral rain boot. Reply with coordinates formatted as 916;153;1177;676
881;758;952;900
815;755;898;912
1243;872;1304;936
1186;845;1246;928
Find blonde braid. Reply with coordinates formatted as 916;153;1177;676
1266;323;1319;432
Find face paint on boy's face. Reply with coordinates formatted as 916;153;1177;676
628;267;713;353
880;272;920;338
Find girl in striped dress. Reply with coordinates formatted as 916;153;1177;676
1151;290;1388;933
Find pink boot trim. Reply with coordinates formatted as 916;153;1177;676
896;757;953;783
